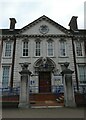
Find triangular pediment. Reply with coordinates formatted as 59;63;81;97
18;15;70;36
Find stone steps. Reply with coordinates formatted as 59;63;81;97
30;93;64;106
30;93;58;101
31;100;64;107
2;94;64;107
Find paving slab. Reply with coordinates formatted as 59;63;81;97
2;107;85;119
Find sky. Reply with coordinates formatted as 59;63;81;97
0;0;85;29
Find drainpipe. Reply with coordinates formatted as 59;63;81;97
68;16;79;91
10;36;16;90
0;37;3;67
9;18;17;91
72;36;79;91
84;38;86;56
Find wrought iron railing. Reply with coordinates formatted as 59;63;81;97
74;84;86;93
0;84;86;96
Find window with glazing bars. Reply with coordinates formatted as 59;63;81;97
78;66;86;84
47;41;53;56
23;41;28;56
60;41;66;56
76;42;82;56
35;41;41;56
5;42;11;57
2;66;10;88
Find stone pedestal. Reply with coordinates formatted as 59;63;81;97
18;63;31;108
61;62;76;107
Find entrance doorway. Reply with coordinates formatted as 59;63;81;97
39;72;51;93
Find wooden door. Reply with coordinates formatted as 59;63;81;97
39;72;51;93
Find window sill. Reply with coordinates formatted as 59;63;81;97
76;56;86;58
20;56;30;58
33;56;56;58
47;56;56;58
2;57;12;59
33;56;42;58
79;83;86;85
58;56;69;58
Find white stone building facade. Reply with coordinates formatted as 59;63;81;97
0;15;86;94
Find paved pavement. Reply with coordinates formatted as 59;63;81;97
2;107;86;119
0;109;2;120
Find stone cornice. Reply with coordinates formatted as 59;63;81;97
15;34;73;38
1;35;16;40
1;34;86;40
72;35;86;40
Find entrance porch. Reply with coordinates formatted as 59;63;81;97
33;57;56;93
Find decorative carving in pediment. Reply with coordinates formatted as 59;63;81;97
39;25;49;34
34;57;56;72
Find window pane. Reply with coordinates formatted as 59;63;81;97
78;66;86;84
48;41;53;56
35;42;41;56
2;66;10;88
76;42;82;56
23;41;28;56
60;41;66;56
5;42;11;56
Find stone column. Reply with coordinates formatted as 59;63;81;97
18;63;31;108
61;62;76;107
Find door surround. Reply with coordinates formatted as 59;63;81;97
34;57;56;93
